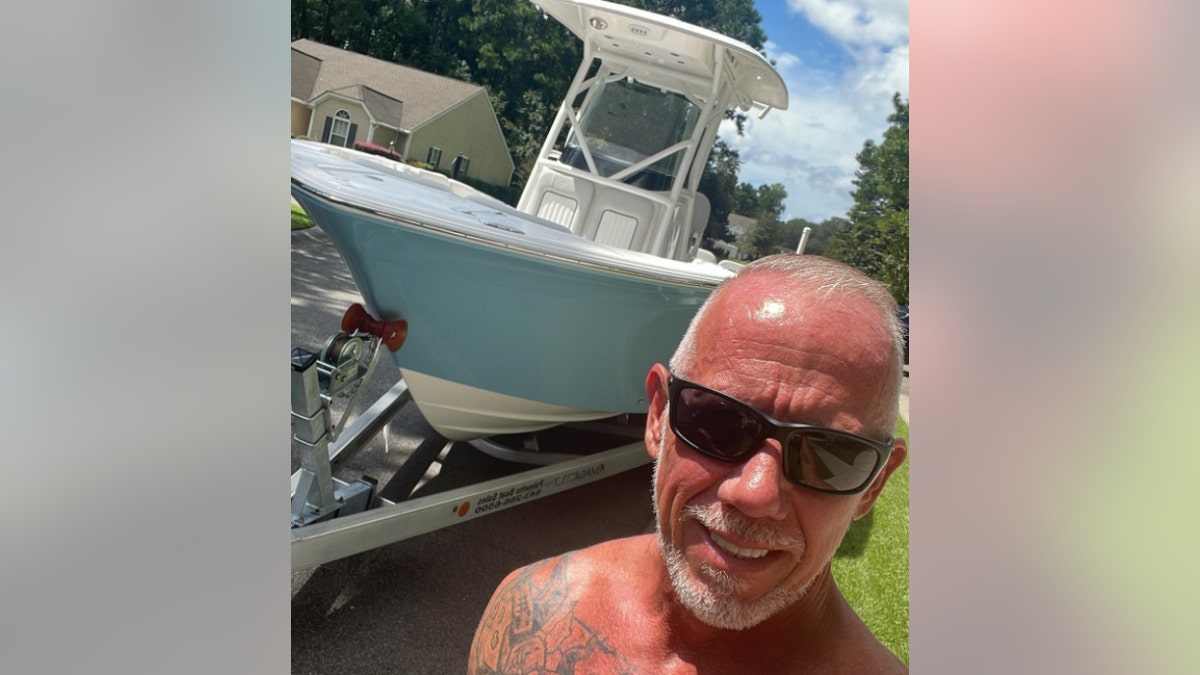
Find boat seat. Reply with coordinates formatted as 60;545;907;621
531;171;594;230
536;190;579;229
581;185;659;253
525;165;667;256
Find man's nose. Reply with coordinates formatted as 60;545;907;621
715;441;790;520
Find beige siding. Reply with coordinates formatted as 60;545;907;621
409;92;514;186
368;127;405;153
310;99;370;146
291;101;313;138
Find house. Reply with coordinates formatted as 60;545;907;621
726;213;757;238
291;39;515;187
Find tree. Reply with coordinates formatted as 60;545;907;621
732;182;790;257
741;215;782;257
849;93;908;224
794;216;848;256
753;183;787;220
698;138;741;243
500;89;559;186
824;94;909;304
778;217;815;253
873;209;909;305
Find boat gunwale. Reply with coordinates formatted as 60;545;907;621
291;178;730;293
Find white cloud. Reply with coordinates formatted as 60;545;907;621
769;49;803;71
723;1;908;221
853;42;909;103
787;0;909;49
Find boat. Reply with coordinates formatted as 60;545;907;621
290;0;788;441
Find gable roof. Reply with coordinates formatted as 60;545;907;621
291;39;485;131
727;213;757;233
291;48;322;101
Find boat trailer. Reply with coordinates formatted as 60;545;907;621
290;304;651;570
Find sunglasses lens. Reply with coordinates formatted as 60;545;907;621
674;386;760;459
785;433;880;492
670;377;888;494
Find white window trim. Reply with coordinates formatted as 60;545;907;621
330;109;351;147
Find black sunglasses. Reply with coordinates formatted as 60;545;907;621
667;375;894;495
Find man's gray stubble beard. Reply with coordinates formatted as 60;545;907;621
651;432;814;631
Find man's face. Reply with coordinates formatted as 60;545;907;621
648;280;903;629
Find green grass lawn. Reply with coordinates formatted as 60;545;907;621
292;204;314;230
832;416;909;664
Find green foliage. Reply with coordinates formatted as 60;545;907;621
783;216;846;256
743;215;783;256
804;217;849;256
824;94;909;304
732;181;758;217
291;204;314;230
698;138;741;243
501;90;558;186
754;183;787;220
732;182;794;257
778;219;807;253
873;209;909;306
459;0;580;184
850;94;909;223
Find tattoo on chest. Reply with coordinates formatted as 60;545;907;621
470;555;637;674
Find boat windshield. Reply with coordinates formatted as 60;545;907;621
562;78;701;191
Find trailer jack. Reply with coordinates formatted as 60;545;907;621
290;306;650;569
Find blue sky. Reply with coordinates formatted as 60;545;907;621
724;0;910;222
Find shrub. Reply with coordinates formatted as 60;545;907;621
353;141;403;162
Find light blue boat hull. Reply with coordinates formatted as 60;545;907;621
291;142;729;435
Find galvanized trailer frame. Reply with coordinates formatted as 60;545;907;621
289;312;651;570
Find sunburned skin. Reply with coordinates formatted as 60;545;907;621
753;298;787;322
469;537;908;674
468;553;636;675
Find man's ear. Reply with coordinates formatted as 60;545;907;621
644;363;670;460
853;437;907;520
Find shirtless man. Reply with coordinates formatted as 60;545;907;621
468;254;909;673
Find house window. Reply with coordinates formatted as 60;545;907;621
451;154;469;179
329;110;352;147
426;147;442;168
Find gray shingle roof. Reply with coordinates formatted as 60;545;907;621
360;87;405;127
292;39;485;131
291;48;321;101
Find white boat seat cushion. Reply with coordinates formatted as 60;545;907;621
594;210;638;249
536;191;578;229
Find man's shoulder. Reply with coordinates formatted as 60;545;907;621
496;536;652;598
564;535;654;577
846;645;908;674
468;536;655;675
827;595;909;674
